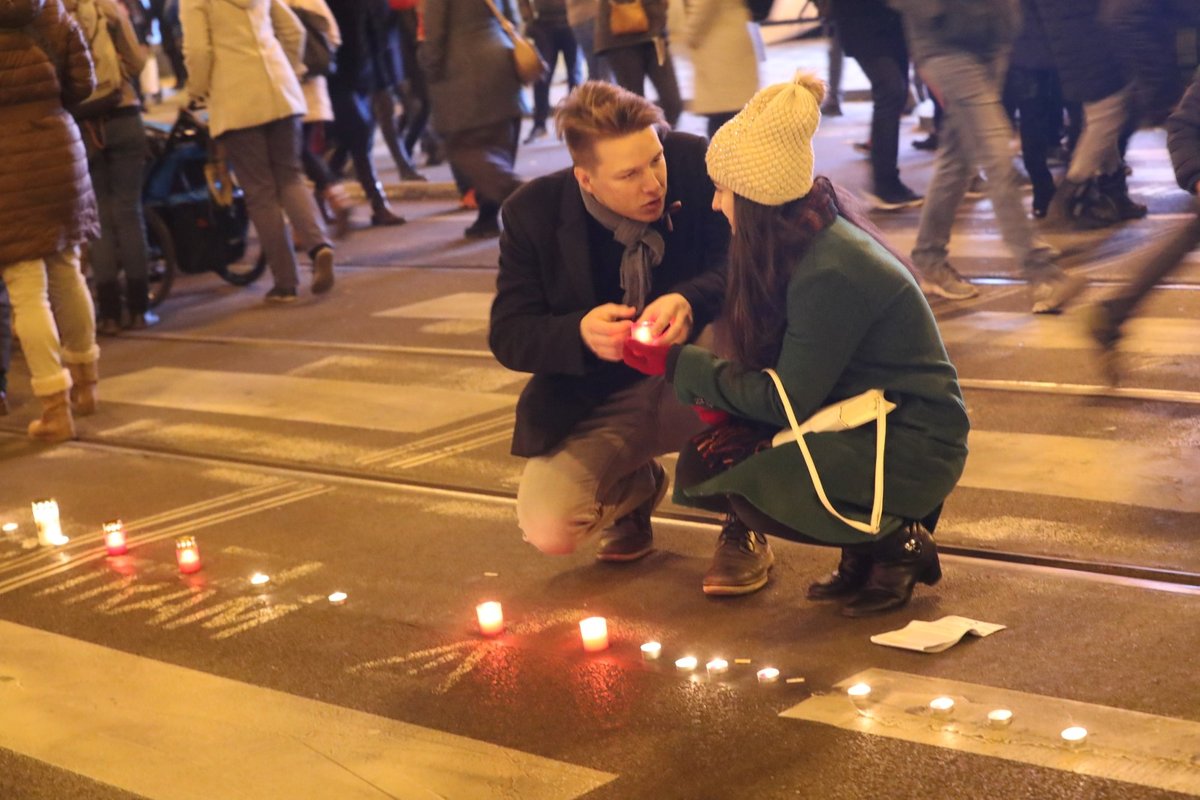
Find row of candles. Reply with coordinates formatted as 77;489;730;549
14;500;349;604
477;602;788;683
846;682;1090;747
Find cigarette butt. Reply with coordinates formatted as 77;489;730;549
785;677;806;684
483;572;500;577
734;659;752;665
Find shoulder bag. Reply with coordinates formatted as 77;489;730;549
764;368;897;535
482;0;548;85
610;0;650;36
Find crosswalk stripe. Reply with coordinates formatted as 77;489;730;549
0;620;616;800
373;291;494;320
961;430;1200;514
356;413;514;467
939;311;1200;356
99;367;515;435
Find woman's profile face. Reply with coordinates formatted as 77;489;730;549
712;185;736;231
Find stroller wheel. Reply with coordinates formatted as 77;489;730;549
144;208;177;309
216;251;269;287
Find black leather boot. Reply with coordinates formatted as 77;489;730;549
596;461;665;562
1097;170;1147;221
368;182;406;226
464;202;501;239
125;278;158;329
807;547;873;600
95;281;123;335
702;515;773;596
841;522;941;617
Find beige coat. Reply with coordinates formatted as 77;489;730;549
285;0;339;123
684;0;761;115
180;0;307;137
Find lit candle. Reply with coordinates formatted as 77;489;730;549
675;656;698;671
988;709;1013;728
640;641;662;661
1061;726;1088;748
632;321;655;343
757;667;780;683
847;682;872;709
706;658;729;676
2;522;18;533
579;616;609;652
476;601;504;636
929;696;955;717
102;520;127;556
328;591;348;605
32;499;68;546
250;572;271;587
175;536;201;574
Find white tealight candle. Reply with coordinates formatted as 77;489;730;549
328;591;348;605
988;709;1013;728
2;522;18;533
756;667;780;683
706;658;729;676
250;572;271;587
579;616;609;652
847;682;872;709
929;696;955;717
633;321;654;344
640;641;662;661
476;601;504;636
31;499;68;546
1061;726;1088;748
675;656;698;671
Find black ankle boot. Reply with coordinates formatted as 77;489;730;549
841;522;941;617
96;281;123;332
807;547;873;600
1097;170;1147;221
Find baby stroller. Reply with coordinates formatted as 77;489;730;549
140;105;265;306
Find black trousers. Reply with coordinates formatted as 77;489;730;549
854;51;908;189
529;20;582;128
445;118;522;210
1005;66;1062;212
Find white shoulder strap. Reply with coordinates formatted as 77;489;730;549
764;368;887;535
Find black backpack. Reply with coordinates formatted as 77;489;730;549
291;6;335;78
745;0;773;22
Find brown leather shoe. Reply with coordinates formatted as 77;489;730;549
596;461;666;562
702;516;773;596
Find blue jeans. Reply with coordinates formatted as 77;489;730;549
87;109;150;289
913;53;1054;280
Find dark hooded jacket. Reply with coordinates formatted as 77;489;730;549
0;0;97;265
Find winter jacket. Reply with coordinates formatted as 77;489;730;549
326;0;401;95
0;0;98;265
1167;69;1200;196
419;0;524;135
684;0;760;116
180;0;307;137
1105;0;1200;125
670;217;969;545
888;0;1018;64
594;0;667;55
1009;0;1052;70
285;0;339;122
1029;0;1125;104
65;0;148;109
519;0;567;27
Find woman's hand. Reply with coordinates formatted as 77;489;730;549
638;293;693;346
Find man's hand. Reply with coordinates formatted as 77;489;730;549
637;293;693;346
580;303;636;362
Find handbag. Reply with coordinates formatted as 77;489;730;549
482;0;549;85
610;0;650;36
764;368;897;535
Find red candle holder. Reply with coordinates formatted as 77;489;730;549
103;520;127;556
175;536;202;574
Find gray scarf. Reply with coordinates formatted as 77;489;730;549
580;187;666;312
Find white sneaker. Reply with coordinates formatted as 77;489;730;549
918;263;979;300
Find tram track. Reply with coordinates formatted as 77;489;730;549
7;428;1199;593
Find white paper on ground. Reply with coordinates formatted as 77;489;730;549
870;615;1006;653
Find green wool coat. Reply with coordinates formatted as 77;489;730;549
670;217;970;545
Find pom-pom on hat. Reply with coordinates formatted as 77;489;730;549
706;71;826;206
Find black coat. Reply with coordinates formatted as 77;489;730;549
1167;69;1200;196
490;132;729;457
327;0;400;94
1030;0;1125;103
828;0;906;64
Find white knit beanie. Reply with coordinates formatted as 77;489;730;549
706;71;826;206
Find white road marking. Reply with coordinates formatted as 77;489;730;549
782;668;1200;796
373;291;494;320
940;311;1200;356
0;621;615;799
962;430;1200;514
960;378;1200;406
100;367;515;433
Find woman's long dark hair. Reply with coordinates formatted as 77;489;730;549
723;176;917;369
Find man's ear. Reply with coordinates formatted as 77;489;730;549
574;165;593;194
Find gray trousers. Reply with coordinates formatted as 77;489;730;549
913;52;1055;280
1066;84;1133;183
220;115;329;292
517;375;704;555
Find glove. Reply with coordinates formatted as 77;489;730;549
622;337;671;376
692;405;730;426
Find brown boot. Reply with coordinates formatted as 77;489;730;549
28;391;76;443
67;361;99;416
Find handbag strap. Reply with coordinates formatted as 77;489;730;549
764;368;887;535
481;0;519;43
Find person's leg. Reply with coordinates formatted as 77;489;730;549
572;18;609;82
221;124;301;296
263;116;335;295
104;112;152;322
1066;85;1132;183
603;44;647;97
86;126;122;329
644;41;683;128
446;119;523;238
1013;67;1055;217
857;52;916;204
372;88;425;180
822;20;843;114
527;20;554;139
44;247;100;416
557;22;583;89
0;280;10;414
706;111;736;140
333;86;405;225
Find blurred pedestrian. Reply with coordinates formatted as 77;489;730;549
1004;0;1063;218
567;0;609;82
595;0;682;127
390;0;433;163
182;0;336;302
1;0;102;442
638;72;968;616
68;0;156;333
520;0;582;144
420;0;524;239
683;0;760;139
891;0;1084;313
0;283;11;415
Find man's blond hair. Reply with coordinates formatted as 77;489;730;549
554;81;667;169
